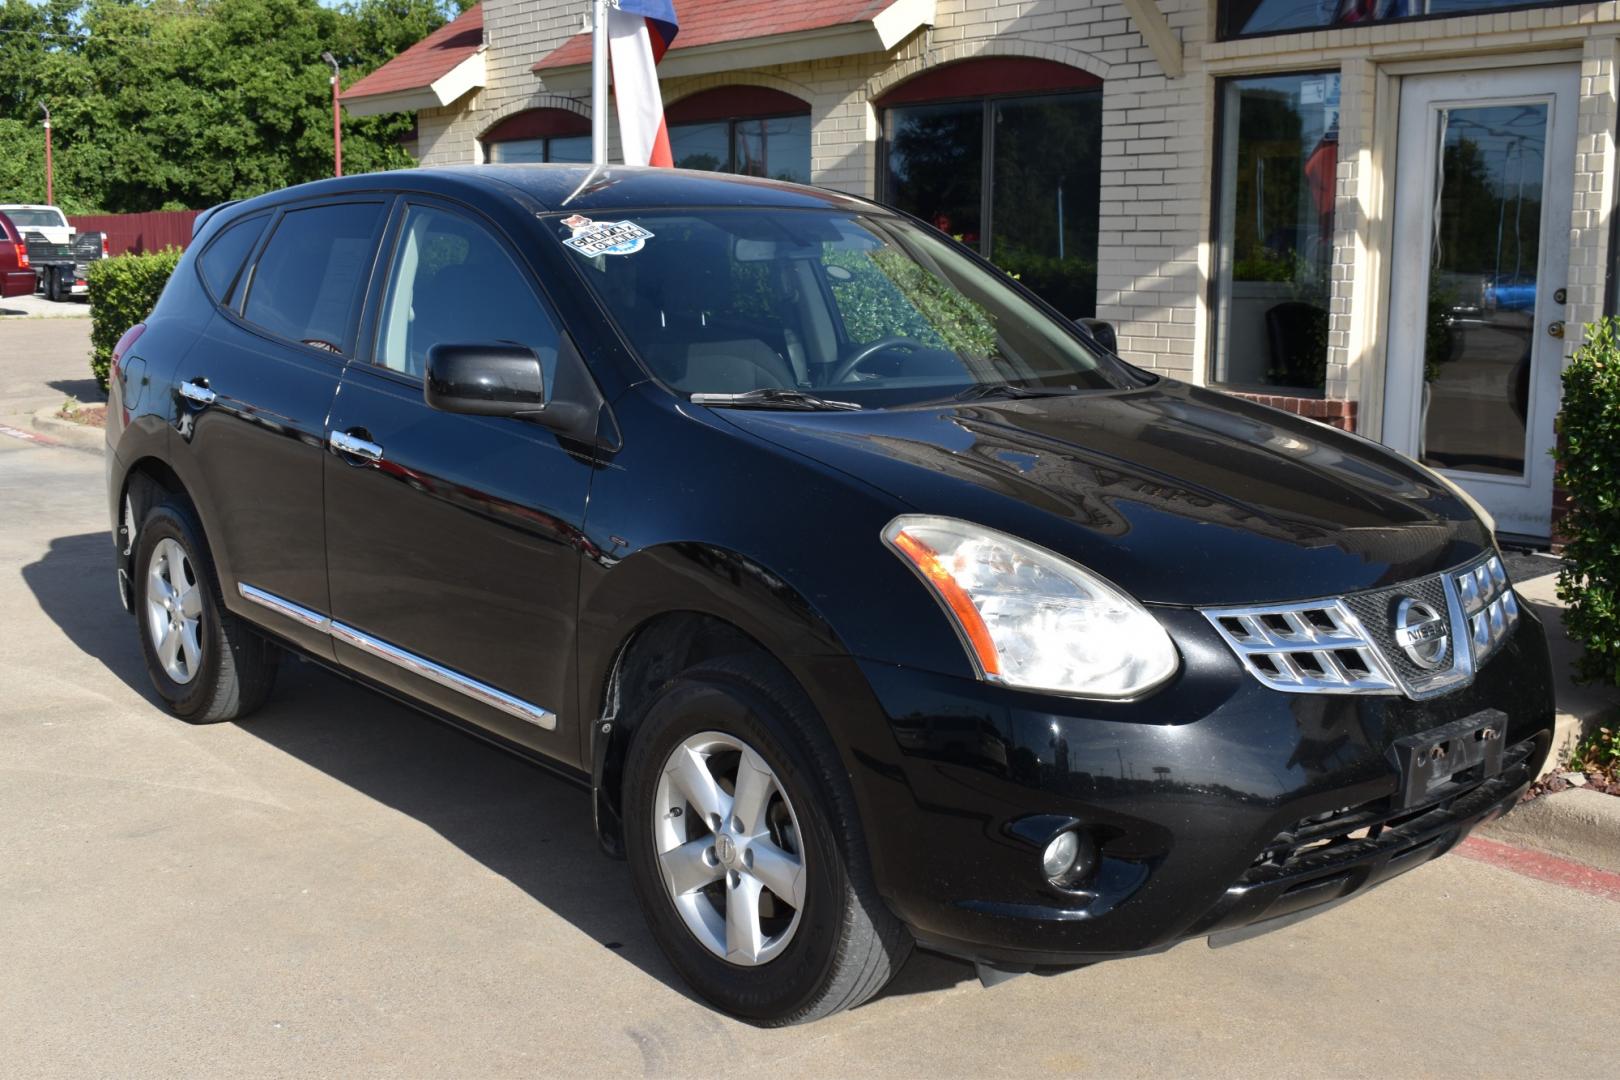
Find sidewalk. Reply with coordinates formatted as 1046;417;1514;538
1484;550;1619;871
1500;549;1620;769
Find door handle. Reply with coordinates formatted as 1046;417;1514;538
1548;321;1565;339
329;429;384;463
177;379;216;406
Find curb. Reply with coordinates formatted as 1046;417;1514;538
30;405;106;454
1479;787;1620;875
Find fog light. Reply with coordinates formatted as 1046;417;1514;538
1042;831;1081;880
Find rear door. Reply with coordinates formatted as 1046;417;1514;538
180;197;389;657
322;198;597;763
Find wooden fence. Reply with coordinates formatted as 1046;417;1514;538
68;210;204;257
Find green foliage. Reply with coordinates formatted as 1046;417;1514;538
0;0;469;213
87;247;180;390
823;247;998;356
1555;316;1620;687
1569;720;1619;782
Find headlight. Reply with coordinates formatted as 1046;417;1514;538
882;515;1178;698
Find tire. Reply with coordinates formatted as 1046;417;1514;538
46;268;62;303
132;499;279;723
622;655;912;1025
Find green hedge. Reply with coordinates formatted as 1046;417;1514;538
87;249;183;392
1555;317;1620;686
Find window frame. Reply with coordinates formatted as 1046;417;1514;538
1204;68;1342;397
193;211;271;308
355;195;572;392
877;85;1102;263
1216;0;1568;42
231;195;393;363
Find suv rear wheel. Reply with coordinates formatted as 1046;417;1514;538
133;500;279;723
622;656;911;1025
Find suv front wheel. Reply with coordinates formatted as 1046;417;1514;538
622;656;911;1025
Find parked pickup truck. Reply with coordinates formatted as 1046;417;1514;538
0;204;106;301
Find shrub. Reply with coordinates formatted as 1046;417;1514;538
1569;720;1619;783
1555;316;1620;686
88;249;182;392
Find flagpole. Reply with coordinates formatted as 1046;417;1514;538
591;0;611;166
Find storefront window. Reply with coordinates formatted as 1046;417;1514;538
1210;72;1339;392
666;87;811;184
1221;0;1566;39
482;109;591;164
880;60;1103;318
487;135;590;164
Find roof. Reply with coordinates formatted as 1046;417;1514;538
534;0;933;84
216;165;876;222
343;4;485;115
440;164;874;214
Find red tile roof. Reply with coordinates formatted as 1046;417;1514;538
345;4;484;102
534;0;898;71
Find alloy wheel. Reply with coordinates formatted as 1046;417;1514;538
652;731;807;966
145;537;204;685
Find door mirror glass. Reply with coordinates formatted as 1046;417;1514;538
425;343;546;417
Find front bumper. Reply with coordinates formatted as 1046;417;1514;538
824;601;1555;968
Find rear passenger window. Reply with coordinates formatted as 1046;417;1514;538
242;202;384;354
196;214;268;304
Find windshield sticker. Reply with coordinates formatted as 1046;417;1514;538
561;218;653;257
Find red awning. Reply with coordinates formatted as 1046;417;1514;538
344;4;485;113
534;0;927;80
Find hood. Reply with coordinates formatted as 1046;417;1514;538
715;381;1492;607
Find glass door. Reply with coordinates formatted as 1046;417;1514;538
1382;67;1577;539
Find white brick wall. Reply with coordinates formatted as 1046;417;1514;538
406;0;1620;407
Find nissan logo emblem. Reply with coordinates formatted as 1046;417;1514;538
1393;597;1449;669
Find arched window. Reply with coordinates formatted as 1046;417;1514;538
666;86;811;184
877;59;1103;318
482;108;591;164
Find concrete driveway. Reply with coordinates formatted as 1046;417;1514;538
0;291;92;319
1;319;1616;1078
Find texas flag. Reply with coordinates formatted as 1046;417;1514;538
608;1;679;167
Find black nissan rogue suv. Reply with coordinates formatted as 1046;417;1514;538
105;166;1555;1025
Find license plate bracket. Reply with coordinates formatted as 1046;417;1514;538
1390;708;1507;809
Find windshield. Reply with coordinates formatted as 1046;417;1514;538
4;209;67;229
555;209;1143;406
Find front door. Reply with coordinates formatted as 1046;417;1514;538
1383;66;1577;539
323;199;594;765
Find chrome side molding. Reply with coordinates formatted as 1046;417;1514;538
239;583;330;632
235;582;556;731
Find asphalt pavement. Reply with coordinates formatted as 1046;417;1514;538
1;318;1616;1079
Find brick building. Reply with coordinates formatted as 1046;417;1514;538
345;0;1620;543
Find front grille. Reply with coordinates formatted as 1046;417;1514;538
1341;574;1452;688
1204;553;1520;701
1242;735;1537;886
1203;599;1398;694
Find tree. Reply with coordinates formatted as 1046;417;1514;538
0;0;467;212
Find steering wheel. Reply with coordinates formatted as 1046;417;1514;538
827;336;930;385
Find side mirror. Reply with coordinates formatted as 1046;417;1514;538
1075;318;1118;354
425;343;546;418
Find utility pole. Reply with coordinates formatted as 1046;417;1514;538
40;102;52;205
321;51;343;177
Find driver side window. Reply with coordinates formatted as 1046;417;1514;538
377;205;559;392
